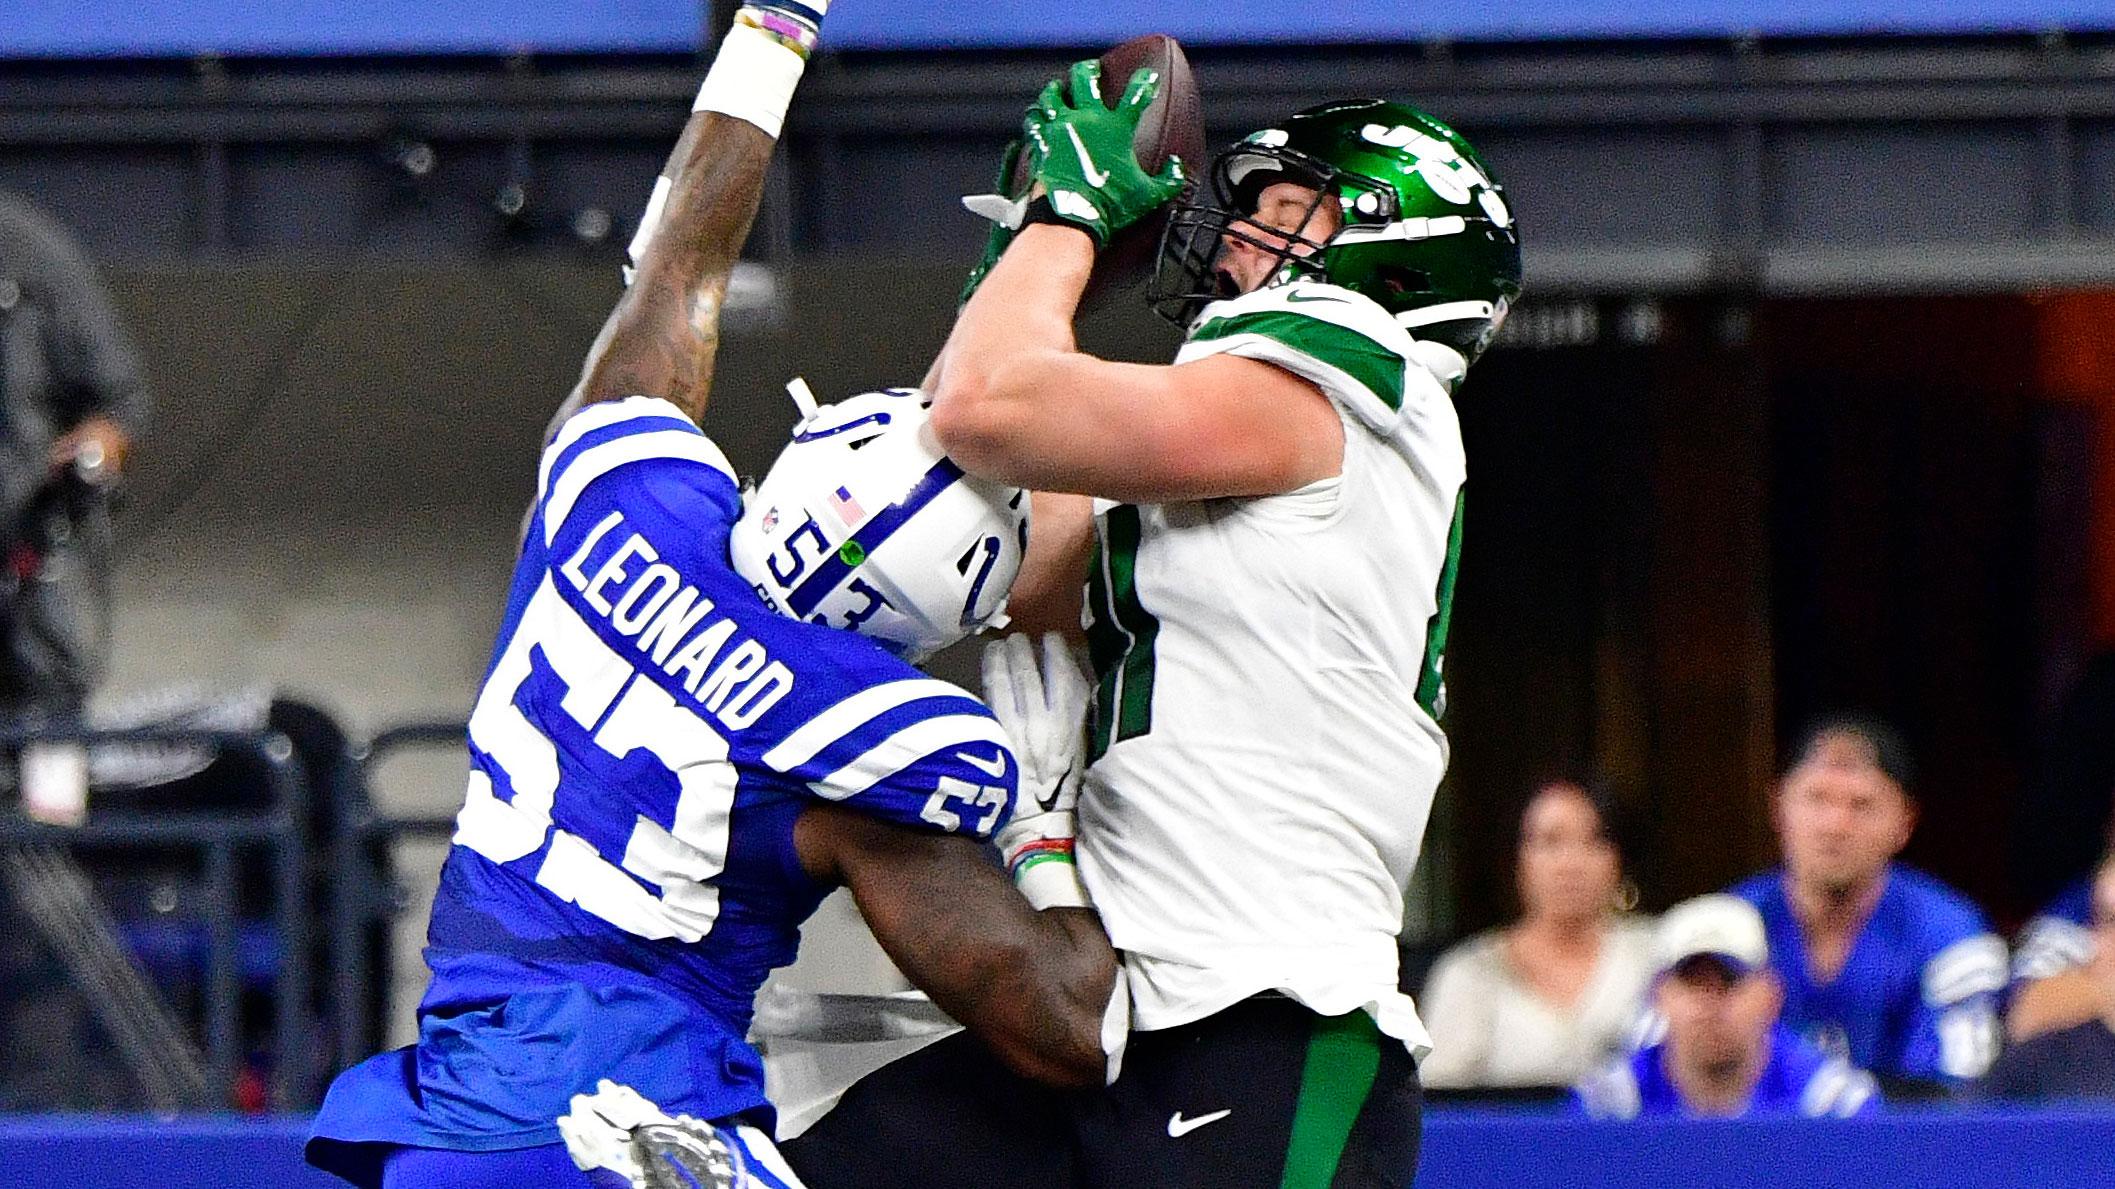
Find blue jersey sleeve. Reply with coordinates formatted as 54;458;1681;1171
757;680;1019;840
536;396;743;548
1898;878;2006;1081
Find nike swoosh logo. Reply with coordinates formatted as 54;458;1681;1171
1166;1109;1232;1138
958;750;1009;780
1284;290;1348;304
1065;124;1112;188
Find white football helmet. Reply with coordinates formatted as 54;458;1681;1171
729;385;1028;661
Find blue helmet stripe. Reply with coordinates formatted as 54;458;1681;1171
791;411;891;444
787;457;965;617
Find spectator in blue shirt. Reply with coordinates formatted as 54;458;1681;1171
1574;894;1879;1120
2007;842;2108;1043
1729;716;2006;1083
1980;856;2115;1103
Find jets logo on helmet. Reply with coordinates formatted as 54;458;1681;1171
729;385;1029;661
1149;98;1524;366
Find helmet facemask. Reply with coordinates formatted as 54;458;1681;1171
1150;141;1370;327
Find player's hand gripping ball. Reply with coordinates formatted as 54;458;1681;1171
959;34;1203;304
1022;59;1187;247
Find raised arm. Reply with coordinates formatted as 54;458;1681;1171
930;228;1340;502
556;4;825;429
924;64;1340;503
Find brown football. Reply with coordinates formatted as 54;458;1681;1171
1009;34;1206;307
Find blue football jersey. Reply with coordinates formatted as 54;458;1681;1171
1730;865;2005;1082
1572;1024;1879;1120
311;397;1017;1176
2012;877;2095;984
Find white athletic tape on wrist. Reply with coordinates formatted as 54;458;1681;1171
1013;854;1091;912
694;23;807;140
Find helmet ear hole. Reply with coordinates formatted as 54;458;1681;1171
1377;264;1433;300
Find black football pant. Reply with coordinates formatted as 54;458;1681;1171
781;995;1421;1188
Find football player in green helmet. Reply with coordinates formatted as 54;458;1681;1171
1152;99;1523;374
784;76;1521;1189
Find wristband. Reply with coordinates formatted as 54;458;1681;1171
694;14;816;139
1008;837;1091;911
1018;195;1104;247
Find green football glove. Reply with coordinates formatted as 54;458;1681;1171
1021;59;1186;247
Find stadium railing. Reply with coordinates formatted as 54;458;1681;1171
324;720;464;1079
0;726;312;1110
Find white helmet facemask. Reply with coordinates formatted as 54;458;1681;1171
729;383;1028;662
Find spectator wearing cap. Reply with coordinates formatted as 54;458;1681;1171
1979;855;2115;1103
1573;895;1880;1120
1420;777;1656;1088
1729;716;2006;1083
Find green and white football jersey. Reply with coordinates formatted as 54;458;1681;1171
1075;279;1464;1059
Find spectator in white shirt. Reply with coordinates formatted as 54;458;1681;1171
1420;777;1656;1088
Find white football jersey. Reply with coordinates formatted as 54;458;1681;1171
1076;279;1465;1058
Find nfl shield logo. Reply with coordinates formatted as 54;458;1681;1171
761;507;781;532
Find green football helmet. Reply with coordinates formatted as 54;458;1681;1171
1149;99;1524;364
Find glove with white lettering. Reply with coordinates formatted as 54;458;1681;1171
983;631;1093;911
1019;60;1186;248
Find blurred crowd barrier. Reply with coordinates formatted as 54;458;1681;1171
4;1106;2114;1189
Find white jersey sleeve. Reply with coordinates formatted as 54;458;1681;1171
1174;280;1444;438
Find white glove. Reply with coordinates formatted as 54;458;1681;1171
982;632;1093;911
558;1080;748;1188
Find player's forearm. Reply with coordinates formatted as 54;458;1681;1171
809;808;1116;1087
929;226;1095;453
572;112;774;422
568;6;822;424
548;117;714;439
870;887;1116;1089
1001;492;1094;638
2008;970;2104;1042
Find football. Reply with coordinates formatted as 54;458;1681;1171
1009;33;1206;304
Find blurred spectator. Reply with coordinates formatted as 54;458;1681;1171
2012;652;2115;912
1573;894;1879;1119
0;188;146;728
2006;854;2102;1044
1979;855;2115;1104
1420;778;1655;1088
1729;716;2006;1083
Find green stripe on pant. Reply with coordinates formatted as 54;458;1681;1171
1278;1010;1384;1189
